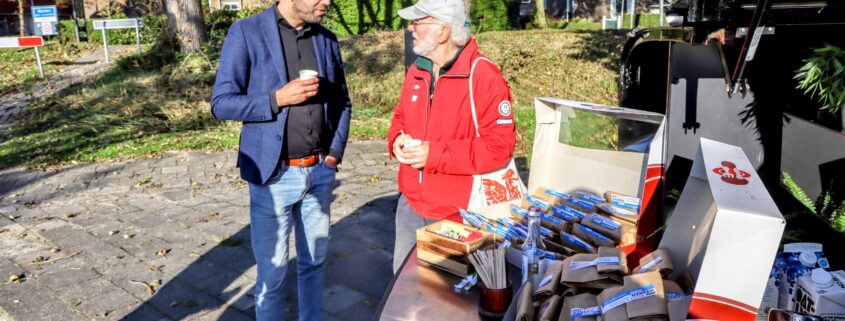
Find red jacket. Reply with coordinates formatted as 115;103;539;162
388;39;517;220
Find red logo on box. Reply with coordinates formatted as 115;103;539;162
712;161;751;185
482;169;522;205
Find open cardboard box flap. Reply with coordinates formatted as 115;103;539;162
487;98;783;321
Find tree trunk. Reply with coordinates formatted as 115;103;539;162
164;0;207;53
18;0;25;36
331;2;354;35
384;0;393;29
356;0;365;34
535;0;548;28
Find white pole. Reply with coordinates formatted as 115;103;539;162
619;0;625;29
33;46;44;78
629;0;635;29
659;0;664;26
101;26;109;63
134;18;141;58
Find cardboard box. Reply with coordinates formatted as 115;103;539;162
473;97;664;255
659;138;785;321
416;220;494;277
795;269;845;320
487;98;783;321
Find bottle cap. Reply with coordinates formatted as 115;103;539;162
799;252;818;267
810;268;833;286
527;206;541;215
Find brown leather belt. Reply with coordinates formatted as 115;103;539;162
283;153;325;167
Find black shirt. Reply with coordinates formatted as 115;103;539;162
271;7;333;160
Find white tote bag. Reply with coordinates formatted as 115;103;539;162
465;57;527;210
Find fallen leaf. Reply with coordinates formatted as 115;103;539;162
147;265;164;273
64;213;79;219
30;256;49;264
96;310;111;318
9;273;25;283
123;234;134;240
108;230;119;236
155;248;171;257
51;248;61;253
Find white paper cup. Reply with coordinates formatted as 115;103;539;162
299;69;318;80
405;139;422;147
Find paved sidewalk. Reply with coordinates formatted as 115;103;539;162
0;141;399;321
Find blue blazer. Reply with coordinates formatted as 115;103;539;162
211;7;351;185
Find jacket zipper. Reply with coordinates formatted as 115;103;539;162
420;77;430;184
416;73;466;185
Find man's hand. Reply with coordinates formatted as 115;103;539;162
392;133;411;163
402;142;429;170
275;78;319;107
324;155;338;169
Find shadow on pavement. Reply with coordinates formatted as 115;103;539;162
118;190;398;321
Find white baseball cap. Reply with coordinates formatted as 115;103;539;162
398;0;469;27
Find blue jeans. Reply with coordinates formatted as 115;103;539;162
248;162;335;321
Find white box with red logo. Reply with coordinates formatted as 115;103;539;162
658;137;784;320
483;98;784;321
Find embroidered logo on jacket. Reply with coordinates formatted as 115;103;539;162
498;100;512;116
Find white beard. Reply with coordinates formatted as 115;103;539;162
412;31;437;56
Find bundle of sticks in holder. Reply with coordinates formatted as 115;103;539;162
469;247;507;289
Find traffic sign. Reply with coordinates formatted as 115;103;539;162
32;6;59;36
92;19;144;30
0;36;46;78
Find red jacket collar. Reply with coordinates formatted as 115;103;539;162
409;38;480;79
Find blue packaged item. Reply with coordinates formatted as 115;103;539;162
564;197;595;212
551;205;587;223
777;243;830;310
577;191;605;205
544;188;570;199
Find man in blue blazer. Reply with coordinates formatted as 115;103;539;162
211;0;350;319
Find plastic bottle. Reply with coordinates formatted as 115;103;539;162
522;206;547;291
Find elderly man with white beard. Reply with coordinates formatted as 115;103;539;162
387;0;518;272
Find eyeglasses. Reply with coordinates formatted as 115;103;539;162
410;20;439;27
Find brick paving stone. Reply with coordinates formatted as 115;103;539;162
322;284;369;315
0;141;405;321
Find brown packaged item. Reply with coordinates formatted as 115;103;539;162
523;188;562;211
539;295;563;321
535;261;564;302
560;232;597;254
596;202;639;224
560;293;600;321
603;191;641;219
623;271;668;321
572;223;616;248
596;247;628;277
597;286;628;321
560;254;622;290
581;213;623;241
633;248;674;278
517;281;536;321
663;280;691;321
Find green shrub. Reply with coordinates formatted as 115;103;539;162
470;0;511;32
325;0;405;36
62;14;166;45
206;7;264;46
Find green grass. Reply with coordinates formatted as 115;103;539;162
0;41;96;96
0;29;622;169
